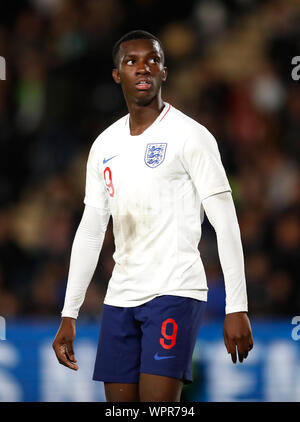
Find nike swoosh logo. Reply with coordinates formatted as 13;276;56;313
154;352;176;360
103;155;117;164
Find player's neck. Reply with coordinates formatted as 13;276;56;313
127;97;165;136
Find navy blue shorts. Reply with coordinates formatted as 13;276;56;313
92;295;206;385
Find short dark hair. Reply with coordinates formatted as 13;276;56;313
112;29;165;68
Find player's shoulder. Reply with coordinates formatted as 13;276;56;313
169;105;214;138
91;113;128;150
169;105;217;146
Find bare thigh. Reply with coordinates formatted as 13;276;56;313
139;373;183;402
104;382;139;402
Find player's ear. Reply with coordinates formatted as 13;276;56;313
162;66;168;82
112;68;121;84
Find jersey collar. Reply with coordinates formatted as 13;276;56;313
125;102;171;137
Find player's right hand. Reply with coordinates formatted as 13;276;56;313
52;317;78;371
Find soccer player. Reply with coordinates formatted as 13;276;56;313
52;30;253;402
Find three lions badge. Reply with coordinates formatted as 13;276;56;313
144;143;167;168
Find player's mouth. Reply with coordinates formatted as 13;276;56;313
136;79;151;90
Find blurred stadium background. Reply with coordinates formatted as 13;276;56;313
0;0;299;402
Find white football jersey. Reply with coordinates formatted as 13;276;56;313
84;103;232;307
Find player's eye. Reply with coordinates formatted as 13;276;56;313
126;59;135;65
150;57;160;64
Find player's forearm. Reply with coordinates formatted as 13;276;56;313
202;192;248;314
61;205;110;319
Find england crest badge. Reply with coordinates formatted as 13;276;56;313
144;143;167;168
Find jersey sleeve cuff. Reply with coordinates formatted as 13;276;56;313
61;310;78;319
225;304;248;315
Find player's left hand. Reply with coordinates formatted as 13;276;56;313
223;312;253;364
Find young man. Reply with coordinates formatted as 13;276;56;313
52;30;253;402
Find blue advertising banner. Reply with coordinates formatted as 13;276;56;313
0;318;299;402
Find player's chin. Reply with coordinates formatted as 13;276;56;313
134;87;159;102
135;87;153;96
134;91;156;105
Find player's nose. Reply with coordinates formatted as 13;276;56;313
136;61;150;75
